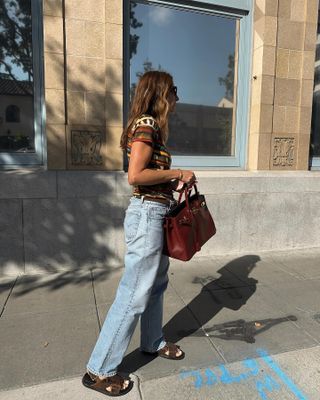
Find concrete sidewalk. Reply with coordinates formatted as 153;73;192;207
1;248;320;399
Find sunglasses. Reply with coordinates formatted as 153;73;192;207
170;85;179;101
171;86;178;95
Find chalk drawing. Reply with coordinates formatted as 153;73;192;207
257;349;308;400
219;358;260;384
204;368;217;386
180;348;309;400
180;370;204;389
256;375;281;400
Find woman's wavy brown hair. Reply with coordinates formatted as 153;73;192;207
120;70;174;150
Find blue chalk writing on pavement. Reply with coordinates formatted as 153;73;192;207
219;365;245;384
180;370;203;389
204;368;217;386
256;375;281;400
242;359;260;378
218;358;260;384
179;348;309;400
257;349;309;400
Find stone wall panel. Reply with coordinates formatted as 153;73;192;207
47;124;67;170
65;0;105;22
0;200;24;274
23;197;127;272
43;0;62;17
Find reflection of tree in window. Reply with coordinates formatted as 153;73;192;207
0;0;33;90
130;59;164;102
5;104;20;122
130;2;143;59
215;54;235;155
219;54;235;102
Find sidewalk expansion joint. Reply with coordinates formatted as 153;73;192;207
132;373;144;400
168;281;227;363
289;318;320;346
204;332;228;363
90;269;101;331
0;275;19;318
269;253;303;280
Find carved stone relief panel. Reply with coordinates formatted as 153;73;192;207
71;130;103;165
272;137;295;167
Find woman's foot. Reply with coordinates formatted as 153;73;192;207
82;371;133;397
142;342;185;360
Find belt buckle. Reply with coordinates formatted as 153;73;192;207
139;195;171;206
145;196;158;204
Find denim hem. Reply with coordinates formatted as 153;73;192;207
140;339;167;353
86;365;117;378
156;340;167;352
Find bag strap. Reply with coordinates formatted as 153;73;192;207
177;183;198;205
178;183;201;252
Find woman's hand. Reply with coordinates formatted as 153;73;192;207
170;169;197;192
179;169;196;186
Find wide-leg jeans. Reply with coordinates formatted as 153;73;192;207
86;196;175;377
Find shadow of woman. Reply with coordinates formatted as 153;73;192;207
120;254;260;374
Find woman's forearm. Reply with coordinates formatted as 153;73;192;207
128;168;181;186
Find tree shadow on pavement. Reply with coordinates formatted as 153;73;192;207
120;254;261;373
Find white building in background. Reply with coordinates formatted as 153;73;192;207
0;77;34;150
217;97;233;108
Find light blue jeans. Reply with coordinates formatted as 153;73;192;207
86;196;176;377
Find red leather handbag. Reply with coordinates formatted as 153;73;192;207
163;184;216;261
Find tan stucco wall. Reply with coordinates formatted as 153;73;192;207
248;0;319;170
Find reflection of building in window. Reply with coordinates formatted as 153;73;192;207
168;103;234;156
217;97;233;108
5;105;20;122
0;77;34;151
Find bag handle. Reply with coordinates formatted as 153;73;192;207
177;183;198;206
177;183;201;252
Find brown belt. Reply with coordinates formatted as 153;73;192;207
133;195;172;206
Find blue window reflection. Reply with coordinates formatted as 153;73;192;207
0;0;35;153
130;1;239;157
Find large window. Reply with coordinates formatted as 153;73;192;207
310;3;320;169
0;0;44;166
125;0;252;168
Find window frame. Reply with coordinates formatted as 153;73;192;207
310;7;320;170
123;0;253;169
0;0;46;168
311;159;320;170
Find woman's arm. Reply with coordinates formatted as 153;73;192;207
128;141;181;186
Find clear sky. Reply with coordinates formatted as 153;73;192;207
0;58;29;81
130;2;237;106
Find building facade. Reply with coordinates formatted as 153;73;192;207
0;0;320;274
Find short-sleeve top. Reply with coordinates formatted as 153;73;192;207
126;114;174;201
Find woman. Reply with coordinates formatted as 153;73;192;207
82;71;196;396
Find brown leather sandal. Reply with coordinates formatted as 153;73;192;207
142;342;185;360
82;371;133;397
